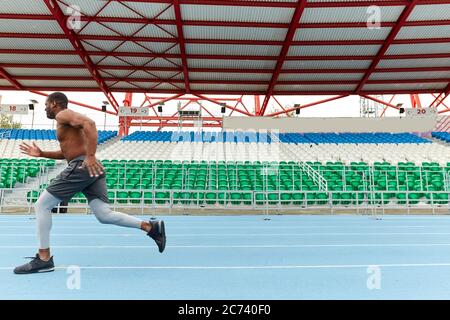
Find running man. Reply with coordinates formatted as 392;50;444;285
14;92;166;274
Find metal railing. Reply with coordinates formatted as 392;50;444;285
269;131;328;191
2;188;449;216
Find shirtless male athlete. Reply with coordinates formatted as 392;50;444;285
14;92;166;274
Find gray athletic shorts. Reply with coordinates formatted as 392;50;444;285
46;155;109;204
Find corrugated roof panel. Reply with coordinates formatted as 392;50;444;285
97;1;143;18
0;20;63;34
301;6;404;23
123;70;183;80
181;5;294;23
190;84;268;92
184;26;288;41
134;24;178;38
114;41;155;53
386;43;450;56
82;40;124;52
408;4;450;21
278;73;363;81
0;79;12;87
123;2;175;20
145;82;185;91
79;23;122;36
0;54;83;65
188;59;277;70
274;84;356;91
396;26;450;39
288;45;381;56
5;68;92;77
92;56;130;66
378;58;450;68
186;44;282;56
162;45;181;55
100;70;134;78
362;83;447;91
140;42;180;54
107;81;141;89
95;56;177;68
294;27;391;41
282;60;372;69
0;1;51;14
370;71;450;81
189;72;272;82
0;38;74;51
150;71;183;80
19;80;99;88
101;23;147;37
145;58;183;68
59;0;106;16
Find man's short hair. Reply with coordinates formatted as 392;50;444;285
47;92;68;109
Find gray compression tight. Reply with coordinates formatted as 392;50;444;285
35;190;142;249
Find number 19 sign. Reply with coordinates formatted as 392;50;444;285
118;106;149;116
0;104;29;115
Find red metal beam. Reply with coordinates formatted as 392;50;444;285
259;0;307;116
173;0;190;93
429;83;450;108
77;0;449;8
0;86;442;96
0;67;23;89
3;48;450;61
3;63;450;76
43;0;119;113
265;95;349;117
432;93;450;112
4;32;450;46
355;0;419;93
2;12;449;28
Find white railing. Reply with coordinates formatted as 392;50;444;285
269;131;328;191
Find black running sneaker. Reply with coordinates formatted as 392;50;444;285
147;220;166;253
14;254;55;274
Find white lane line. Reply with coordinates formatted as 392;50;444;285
0;225;446;229
3;243;450;249
3;232;450;236
2;263;450;270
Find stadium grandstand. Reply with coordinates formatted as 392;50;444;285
1;0;450;300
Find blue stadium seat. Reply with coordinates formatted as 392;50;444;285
0;129;116;144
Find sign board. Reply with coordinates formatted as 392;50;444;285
118;106;149;116
405;108;438;117
0;104;29;115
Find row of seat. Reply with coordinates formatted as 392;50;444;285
432;132;450;143
122;130;430;144
0;129;117;144
0;158;56;188
26;160;449;205
97;141;450;164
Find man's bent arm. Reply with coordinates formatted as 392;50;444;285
55;110;98;157
40;150;65;160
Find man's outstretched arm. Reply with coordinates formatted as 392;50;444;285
19;142;65;160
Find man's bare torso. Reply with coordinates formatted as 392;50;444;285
56;123;87;161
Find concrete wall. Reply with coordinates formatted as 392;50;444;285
222;116;437;133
